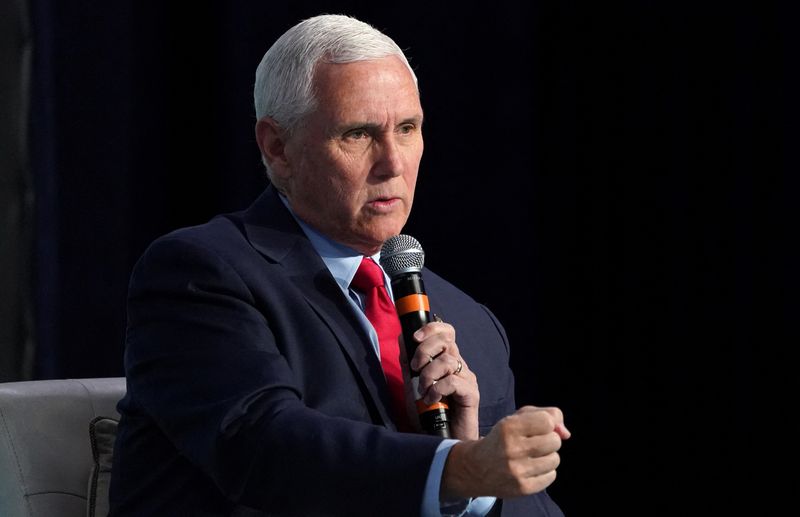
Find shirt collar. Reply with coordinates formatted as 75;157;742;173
278;194;383;292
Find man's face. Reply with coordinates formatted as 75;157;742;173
280;56;424;255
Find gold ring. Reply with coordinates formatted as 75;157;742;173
454;359;463;376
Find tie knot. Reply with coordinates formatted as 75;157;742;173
351;257;385;292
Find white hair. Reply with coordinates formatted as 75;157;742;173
254;14;418;181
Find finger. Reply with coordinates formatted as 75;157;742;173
519;451;561;478
506;408;556;437
537;407;570;439
494;448;559;497
513;406;570;438
412;321;456;350
554;422;571;440
521;431;562;458
421;373;479;406
410;347;437;373
412;321;455;343
410;325;459;371
452;356;465;376
518;468;557;496
416;354;468;391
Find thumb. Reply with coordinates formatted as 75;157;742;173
538;406;571;439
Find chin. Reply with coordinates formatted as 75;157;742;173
352;216;407;251
352;231;396;255
377;226;406;244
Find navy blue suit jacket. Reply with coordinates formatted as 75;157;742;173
109;186;563;516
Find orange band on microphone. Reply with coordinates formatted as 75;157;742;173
395;294;430;316
416;400;449;414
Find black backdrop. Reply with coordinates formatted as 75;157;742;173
30;1;798;515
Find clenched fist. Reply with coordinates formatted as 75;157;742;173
441;406;570;499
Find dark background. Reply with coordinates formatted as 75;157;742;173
19;1;799;515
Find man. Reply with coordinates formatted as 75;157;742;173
110;14;568;516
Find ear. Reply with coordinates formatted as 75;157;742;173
255;117;292;179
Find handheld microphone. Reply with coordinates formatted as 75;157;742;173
380;235;451;438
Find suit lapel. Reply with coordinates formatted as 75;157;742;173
240;186;396;429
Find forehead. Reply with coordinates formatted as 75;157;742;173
310;57;422;124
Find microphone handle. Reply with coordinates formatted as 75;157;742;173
391;272;451;438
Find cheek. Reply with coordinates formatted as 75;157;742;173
404;143;423;183
406;167;419;187
332;160;371;200
296;152;342;197
404;160;421;194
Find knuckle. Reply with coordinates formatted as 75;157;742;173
418;369;433;384
527;436;551;457
535;411;556;432
497;417;517;441
548;406;564;421
520;477;541;495
526;470;556;494
534;451;560;474
551;451;561;470
542;469;557;488
551;432;563;450
504;412;520;427
501;436;515;458
512;476;529;495
520;479;537;495
507;460;526;480
542;406;564;427
427;378;443;393
538;431;561;453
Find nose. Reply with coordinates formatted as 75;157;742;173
372;135;404;178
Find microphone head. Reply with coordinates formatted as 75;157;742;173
380;234;425;277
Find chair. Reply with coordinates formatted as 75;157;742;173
0;378;125;517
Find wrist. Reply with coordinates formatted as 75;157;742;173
450;411;480;441
440;439;482;501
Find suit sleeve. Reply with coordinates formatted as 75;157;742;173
123;235;443;516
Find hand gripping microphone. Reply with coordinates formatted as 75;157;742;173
380;235;451;438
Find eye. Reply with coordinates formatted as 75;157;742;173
398;124;416;135
344;128;370;140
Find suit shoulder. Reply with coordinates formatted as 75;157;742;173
129;213;253;287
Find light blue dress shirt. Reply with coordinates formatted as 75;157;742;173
280;196;496;516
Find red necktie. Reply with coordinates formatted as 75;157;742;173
351;257;411;431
